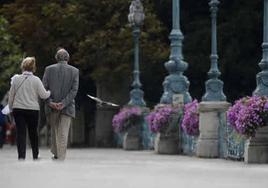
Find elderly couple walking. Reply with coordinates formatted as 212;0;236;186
8;48;79;161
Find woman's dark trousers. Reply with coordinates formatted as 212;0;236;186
13;109;39;159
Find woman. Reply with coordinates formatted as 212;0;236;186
8;57;50;160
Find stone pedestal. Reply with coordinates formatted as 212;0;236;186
154;133;180;154
196;101;230;158
95;105;119;147
69;105;85;146
244;126;268;163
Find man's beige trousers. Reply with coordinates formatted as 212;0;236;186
48;112;71;160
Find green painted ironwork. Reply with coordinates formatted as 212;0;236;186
202;0;226;101
181;132;197;156
254;0;268;96
226;124;245;160
128;0;146;107
160;0;192;104
219;111;245;160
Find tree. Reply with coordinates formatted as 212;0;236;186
1;0;169;106
0;16;22;98
73;0;169;105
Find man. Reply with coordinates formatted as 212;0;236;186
43;48;79;160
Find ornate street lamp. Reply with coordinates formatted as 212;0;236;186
160;0;192;104
202;0;226;101
128;0;146;106
254;0;268;96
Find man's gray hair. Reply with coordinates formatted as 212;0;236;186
55;48;70;62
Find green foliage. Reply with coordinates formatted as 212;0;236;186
1;0;168;105
0;16;22;98
74;0;169;90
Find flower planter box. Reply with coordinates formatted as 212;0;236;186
123;126;142;150
154;132;181;154
244;126;268;163
146;104;182;154
112;106;145;150
123;133;141;150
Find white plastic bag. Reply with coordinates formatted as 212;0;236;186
1;105;11;115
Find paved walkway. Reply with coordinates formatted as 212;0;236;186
0;146;268;188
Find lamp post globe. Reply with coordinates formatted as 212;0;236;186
128;0;145;26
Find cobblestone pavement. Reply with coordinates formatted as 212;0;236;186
0;146;268;188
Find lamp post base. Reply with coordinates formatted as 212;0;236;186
253;71;268;97
202;79;226;101
160;74;192;104
128;88;146;107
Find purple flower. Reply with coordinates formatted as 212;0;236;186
227;96;268;137
181;99;199;136
112;107;142;133
264;102;268;111
146;105;179;133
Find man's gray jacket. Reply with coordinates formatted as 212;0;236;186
42;61;79;118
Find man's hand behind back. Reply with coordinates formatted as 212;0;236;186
49;102;64;111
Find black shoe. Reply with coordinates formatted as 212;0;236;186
51;156;58;160
18;158;25;161
33;157;41;161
